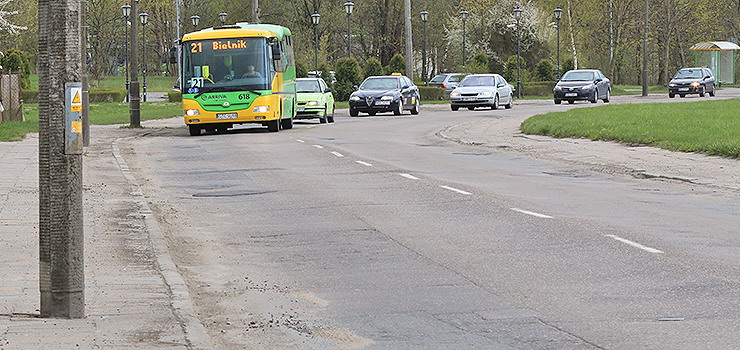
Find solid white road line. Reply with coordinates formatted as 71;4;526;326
440;185;472;195
331;151;344;157
399;173;419;180
356;161;373;167
312;145;324;149
296;139;305;143
510;208;553;219
605;234;664;254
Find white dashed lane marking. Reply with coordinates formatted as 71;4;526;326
313;145;324;149
510;208;553;219
356;161;373;167
331;152;344;157
399;173;419;180
605;234;664;254
440;185;472;195
296;139;305;143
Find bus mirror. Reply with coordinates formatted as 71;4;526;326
271;43;282;60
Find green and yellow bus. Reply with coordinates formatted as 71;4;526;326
181;23;296;135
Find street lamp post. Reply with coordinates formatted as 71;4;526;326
554;7;562;80
514;7;522;98
343;2;354;58
219;12;228;25
460;10;469;66
122;4;131;102
191;15;200;29
140;12;148;102
311;13;320;72
421;10;428;83
128;0;140;127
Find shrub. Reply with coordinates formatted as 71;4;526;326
521;81;557;96
418;86;448;101
504;55;531;83
463;51;490;74
535;59;554;81
385;54;406;75
363;57;384;78
1;49;32;89
562;58;575;73
295;60;308;78
168;90;182;102
334;57;362;101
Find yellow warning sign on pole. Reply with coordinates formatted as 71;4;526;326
70;88;82;112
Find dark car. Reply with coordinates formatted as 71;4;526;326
668;67;716;98
553;69;611;104
349;74;420;116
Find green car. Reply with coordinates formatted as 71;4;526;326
296;78;336;123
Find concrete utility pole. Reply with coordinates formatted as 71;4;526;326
252;0;260;23
38;0;85;318
403;0;413;79
642;0;649;97
129;0;141;127
81;0;90;147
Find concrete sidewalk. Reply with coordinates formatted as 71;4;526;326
0;127;209;349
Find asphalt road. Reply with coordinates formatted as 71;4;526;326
122;93;740;349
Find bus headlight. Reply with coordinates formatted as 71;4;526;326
186;109;200;116
253;106;270;113
307;101;319;106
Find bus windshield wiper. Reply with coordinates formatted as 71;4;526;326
193;87;223;99
193;86;263;99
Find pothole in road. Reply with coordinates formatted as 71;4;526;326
192;189;276;198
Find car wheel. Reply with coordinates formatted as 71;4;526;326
410;99;420;115
393;101;403;115
451;105;459;111
590;89;598;103
281;117;293;129
602;88;610;103
709;89;715;97
188;125;201;136
505;94;513;109
491;94;499;110
267;119;280;132
669;93;675;98
319;114;328;123
554;99;562;104
327;104;335;122
349;108;359;117
568;100;575;104
699;87;705;97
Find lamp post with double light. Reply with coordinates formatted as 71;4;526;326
122;4;131;102
191;15;200;29
140;12;148;102
343;2;354;58
555;7;562;79
513;6;522;98
421;10;428;82
311;13;320;71
219;12;227;25
460;10;469;66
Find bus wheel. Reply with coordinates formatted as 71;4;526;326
281;117;293;129
188;125;201;136
267;119;280;132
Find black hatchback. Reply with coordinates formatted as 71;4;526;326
348;75;421;116
668;68;716;98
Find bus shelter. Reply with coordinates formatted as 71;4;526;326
689;41;740;84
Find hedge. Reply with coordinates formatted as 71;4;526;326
168;90;181;102
419;86;448;101
520;81;557;96
22;89;128;103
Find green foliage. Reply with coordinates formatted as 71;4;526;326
562;58;575;74
418;86;448;101
334;58;362;101
1;49;32;88
363;57;384;78
521;81;557;96
463;51;490;74
385;54;406;75
503;55;518;83
295;60;308;78
168;90;182;102
535;59;554;81
521;99;740;158
22;90;127;103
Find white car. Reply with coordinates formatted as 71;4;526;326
449;74;514;111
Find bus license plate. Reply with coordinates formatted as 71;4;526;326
565;93;577;97
216;113;238;119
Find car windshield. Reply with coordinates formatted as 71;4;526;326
296;80;321;93
361;78;399;90
182;37;270;94
459;76;495;87
449;75;465;82
674;69;703;79
560;71;595;81
429;75;446;83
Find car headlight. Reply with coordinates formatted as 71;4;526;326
253;106;270;113
307;101;318;106
669;83;676;87
185;109;200;116
450;92;461;97
691;81;700;87
380;95;394;101
349;95;361;101
554;86;562;91
479;91;493;97
581;84;594;90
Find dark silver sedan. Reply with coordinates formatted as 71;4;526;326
553;69;611;104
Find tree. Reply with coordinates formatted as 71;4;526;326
333;57;361;100
0;0;27;34
363;57;383;78
535;59;554;81
463;50;490;74
0;48;31;87
385;54;405;75
295;60;308;78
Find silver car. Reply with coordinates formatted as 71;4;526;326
449;74;514;110
427;73;467;92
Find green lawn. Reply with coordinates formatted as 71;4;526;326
29;75;177;93
0;102;183;142
520;98;740;158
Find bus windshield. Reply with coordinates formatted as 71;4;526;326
183;37;270;94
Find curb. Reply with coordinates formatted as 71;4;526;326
112;138;213;350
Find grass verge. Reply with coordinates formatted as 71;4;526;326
520;98;740;158
29;75;177;92
1;102;183;142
